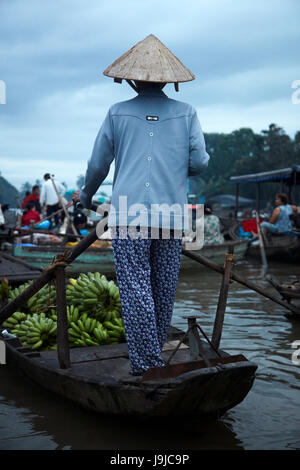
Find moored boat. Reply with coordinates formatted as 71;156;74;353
230;166;300;261
246;234;300;261
11;237;249;275
12;242;115;275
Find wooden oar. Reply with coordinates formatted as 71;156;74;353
50;177;79;239
182;248;300;318
255;212;268;278
211;245;235;349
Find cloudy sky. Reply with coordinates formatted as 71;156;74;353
0;0;300;191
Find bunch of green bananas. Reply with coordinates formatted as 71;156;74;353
29;284;56;314
0;277;11;301
8;281;32;311
3;272;125;352
8;282;56;314
2;311;28;330
103;317;126;343
66;272;121;322
22;313;57;350
68;312;109;347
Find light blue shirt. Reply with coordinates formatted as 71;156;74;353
274;204;293;232
80;88;210;229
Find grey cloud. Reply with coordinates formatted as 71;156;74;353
1;0;299;188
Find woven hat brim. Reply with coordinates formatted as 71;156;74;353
103;34;195;84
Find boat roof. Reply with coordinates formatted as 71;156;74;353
230;165;300;185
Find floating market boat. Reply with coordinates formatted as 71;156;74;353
0;224;257;419
0;325;257;419
246;234;300;261
230;166;300;262
12;242;115;275
11;237;249;275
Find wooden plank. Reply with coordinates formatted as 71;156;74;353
162;340;189;351
55;266;70;369
0;252;42;272
40;342;129;364
212;246;234;349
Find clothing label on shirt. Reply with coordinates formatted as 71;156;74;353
146;115;159;121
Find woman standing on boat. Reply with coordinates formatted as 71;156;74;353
261;193;298;235
75;35;210;376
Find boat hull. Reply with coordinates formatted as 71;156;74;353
3;334;257;420
246;235;300;261
12;239;249;274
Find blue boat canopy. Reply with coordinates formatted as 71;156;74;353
230;165;300;185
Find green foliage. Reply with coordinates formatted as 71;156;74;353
189;124;300;203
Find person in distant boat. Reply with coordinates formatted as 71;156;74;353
40;173;65;226
22;191;31;209
67;212;89;243
29;185;41;213
202;204;225;245
261;193;298;235
22;185;41;213
21;202;41;226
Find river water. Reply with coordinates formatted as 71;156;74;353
0;257;299;450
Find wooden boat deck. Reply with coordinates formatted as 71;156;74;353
37;343;194;384
0;252;42;283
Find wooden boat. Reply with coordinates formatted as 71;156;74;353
230;166;300;261
12;237;249;275
246;235;300;261
0;325;257;419
12;243;115;275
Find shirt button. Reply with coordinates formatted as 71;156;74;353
145;182;150;187
149;132;154;137
148;156;152;161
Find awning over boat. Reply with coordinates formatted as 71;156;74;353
208;194;255;207
230;165;300;185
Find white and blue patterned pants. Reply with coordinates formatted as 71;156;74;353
111;227;182;375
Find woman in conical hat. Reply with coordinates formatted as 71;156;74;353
78;34;210;376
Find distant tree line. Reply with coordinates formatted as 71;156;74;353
190;123;300;205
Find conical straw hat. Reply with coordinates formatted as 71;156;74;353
103;34;195;83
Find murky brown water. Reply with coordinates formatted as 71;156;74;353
1;257;300;450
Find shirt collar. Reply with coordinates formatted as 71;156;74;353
138;88;168;98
